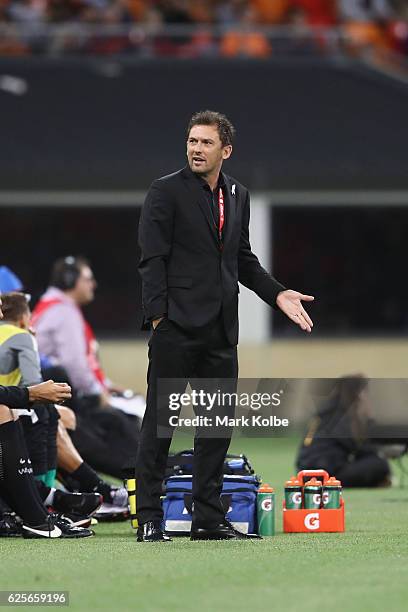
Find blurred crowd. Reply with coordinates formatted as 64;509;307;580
1;0;408;57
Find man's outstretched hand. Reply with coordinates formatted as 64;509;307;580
276;290;314;333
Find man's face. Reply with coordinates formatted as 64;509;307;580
72;266;96;305
187;124;232;177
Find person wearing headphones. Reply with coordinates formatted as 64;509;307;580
32;257;106;404
31;257;140;507
32;256;145;417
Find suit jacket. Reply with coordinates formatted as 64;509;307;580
138;165;285;346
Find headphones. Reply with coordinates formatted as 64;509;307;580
50;256;81;291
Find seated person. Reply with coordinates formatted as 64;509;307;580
250;0;289;24
220;6;272;58
0;292;60;487
338;0;393;22
32;256;142;480
0;292;128;516
290;0;337;26
297;375;391;487
0;402;92;539
0;298;89;538
32;256;145;419
338;0;392;55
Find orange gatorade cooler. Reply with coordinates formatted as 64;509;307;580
283;470;345;533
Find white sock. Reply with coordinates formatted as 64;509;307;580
44;488;56;506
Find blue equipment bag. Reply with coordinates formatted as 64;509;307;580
166;450;254;478
163;474;259;535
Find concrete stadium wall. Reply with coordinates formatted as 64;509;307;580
99;339;408;393
1;58;408;191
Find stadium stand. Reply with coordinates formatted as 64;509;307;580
0;0;407;58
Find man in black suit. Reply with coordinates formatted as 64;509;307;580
137;110;314;541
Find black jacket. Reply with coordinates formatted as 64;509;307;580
138;165;285;345
296;396;377;474
0;385;29;409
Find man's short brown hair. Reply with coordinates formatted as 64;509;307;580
187;110;235;147
1;292;30;322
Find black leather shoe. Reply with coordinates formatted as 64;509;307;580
136;521;172;542
190;520;262;541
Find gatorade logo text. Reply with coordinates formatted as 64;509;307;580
322;492;329;505
292;492;302;505
261;499;272;512
304;513;320;530
313;494;321;505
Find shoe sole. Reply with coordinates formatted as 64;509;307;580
190;534;237;541
136;537;172;542
96;503;129;514
60;531;94;539
69;518;92;528
191;533;261;540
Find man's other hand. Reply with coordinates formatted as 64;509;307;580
99;390;112;408
28;380;72;403
152;317;164;330
276;290;314;333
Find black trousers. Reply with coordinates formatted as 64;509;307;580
69;398;140;480
336;452;390;487
42;364;140;478
20;404;59;476
136;315;238;527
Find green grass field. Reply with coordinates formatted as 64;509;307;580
2;436;408;612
